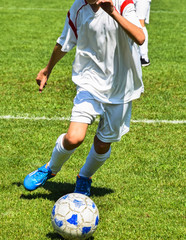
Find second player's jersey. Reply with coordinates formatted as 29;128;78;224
57;0;144;104
133;0;151;3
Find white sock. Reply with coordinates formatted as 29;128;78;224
79;144;111;178
48;133;75;174
140;26;149;61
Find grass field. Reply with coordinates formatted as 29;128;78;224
0;0;185;239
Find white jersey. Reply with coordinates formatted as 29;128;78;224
133;0;151;24
133;0;151;3
57;0;144;104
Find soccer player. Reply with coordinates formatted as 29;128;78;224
133;0;151;66
23;0;145;196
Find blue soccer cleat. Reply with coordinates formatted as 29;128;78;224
23;164;56;191
74;174;92;196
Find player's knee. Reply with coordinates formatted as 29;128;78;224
63;132;85;150
94;135;111;154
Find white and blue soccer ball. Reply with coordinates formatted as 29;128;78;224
51;193;99;239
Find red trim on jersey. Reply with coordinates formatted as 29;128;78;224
67;1;88;39
75;1;88;28
67;11;78;39
120;0;134;15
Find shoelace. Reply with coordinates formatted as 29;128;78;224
35;169;50;181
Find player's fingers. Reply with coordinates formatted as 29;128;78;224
36;79;41;86
39;80;46;93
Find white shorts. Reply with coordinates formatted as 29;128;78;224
70;89;132;143
134;0;151;24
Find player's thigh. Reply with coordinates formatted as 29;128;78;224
66;89;103;148
71;89;102;124
96;101;132;143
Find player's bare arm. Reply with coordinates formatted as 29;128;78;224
96;0;145;45
36;43;67;93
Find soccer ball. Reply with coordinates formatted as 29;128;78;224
51;193;99;239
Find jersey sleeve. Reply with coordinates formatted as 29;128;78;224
119;0;142;28
57;2;79;52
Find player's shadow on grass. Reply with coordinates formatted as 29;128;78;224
13;181;114;201
46;232;94;240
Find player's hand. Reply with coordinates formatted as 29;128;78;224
36;68;50;93
96;0;115;15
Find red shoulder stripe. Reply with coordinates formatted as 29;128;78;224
120;0;134;15
67;11;78;39
67;1;88;39
75;2;88;28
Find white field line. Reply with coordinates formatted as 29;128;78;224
0;115;185;124
0;7;185;14
151;10;186;14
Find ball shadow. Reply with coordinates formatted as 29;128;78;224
46;232;94;240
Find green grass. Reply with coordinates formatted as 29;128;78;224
0;0;185;239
